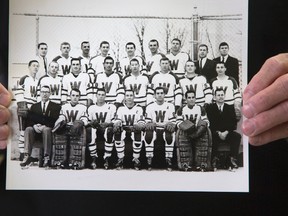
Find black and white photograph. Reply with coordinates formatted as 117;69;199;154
6;0;248;191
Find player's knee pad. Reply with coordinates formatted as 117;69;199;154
105;126;114;143
163;131;175;145
144;130;154;144
133;131;142;142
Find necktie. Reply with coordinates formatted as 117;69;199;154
43;57;47;73
200;58;203;70
218;105;222;112
42;102;46;114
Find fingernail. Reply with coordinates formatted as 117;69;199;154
242;103;255;118
242;119;256;136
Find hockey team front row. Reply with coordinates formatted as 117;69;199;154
18;56;241;172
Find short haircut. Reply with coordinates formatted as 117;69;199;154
216;61;226;68
172;38;181;45
185;60;196;66
96;88;106;94
185;90;196;99
154;86;165;94
219;42;229;49
41;85;51;92
199;44;208;51
70;88;81;95
71;58;81;65
100;41;110;48
126;42;136;49
149;39;159;46
28;60;39;67
104;56;114;64
130;58;139;65
214;88;226;96
160;56;170;63
81;41;90;47
60;42;70;48
37;42;48;49
48;61;59;67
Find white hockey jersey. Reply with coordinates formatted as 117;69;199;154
37;75;62;104
166;51;190;78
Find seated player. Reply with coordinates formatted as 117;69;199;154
86;88;116;170
52;88;88;169
113;89;145;170
144;87;176;171
176;90;211;171
20;85;61;169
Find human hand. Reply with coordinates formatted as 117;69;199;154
242;54;288;145
33;124;45;133
0;83;11;149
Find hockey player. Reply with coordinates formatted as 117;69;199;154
86;88;116;170
179;60;213;107
113;89;145;170
166;38;190;78
175;90;211;171
79;41;91;73
52;42;73;78
61;58;93;106
94;56;124;106
144;87;176;171
123;58;149;107
145;39;165;76
211;62;242;120
52;88;88;169
37;61;62;105
89;41;114;75
119;42;145;77
147;57;182;109
14;60;39;160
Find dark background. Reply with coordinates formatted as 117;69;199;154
1;0;288;215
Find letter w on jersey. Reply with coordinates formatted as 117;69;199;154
124;114;135;126
70;81;81;90
30;86;37;98
159;83;170;94
129;84;142;95
185;84;197;92
169;59;179;70
50;84;61;95
155;111;166;123
185;114;198;124
66;110;79;123
95;112;107;123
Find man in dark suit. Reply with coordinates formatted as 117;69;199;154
20;85;61;168
196;44;217;84
214;42;240;85
206;88;241;169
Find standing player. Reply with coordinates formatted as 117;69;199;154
145;39;165;76
37;61;62;105
86;88;116;170
179;60;212;107
78;41;91;73
123;58;149;108
147;57;182;110
61;58;93;106
214;42;240;85
53;42;73;78
52;88;88;169
119;42;145;77
14;60;39;160
94;56;124;106
196;44;217;83
89;41;114;75
35;42;49;80
166;38;190;78
144;87;176;171
211;62;242;120
113;90;145;170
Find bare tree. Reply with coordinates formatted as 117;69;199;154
133;19;146;62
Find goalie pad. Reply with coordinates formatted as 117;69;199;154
17;101;29;118
51;132;68;167
175;129;193;171
70;120;84;137
68;127;86;169
178;120;195;132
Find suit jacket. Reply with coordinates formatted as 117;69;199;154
214;55;239;85
206;103;237;133
195;58;217;84
26;100;61;128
